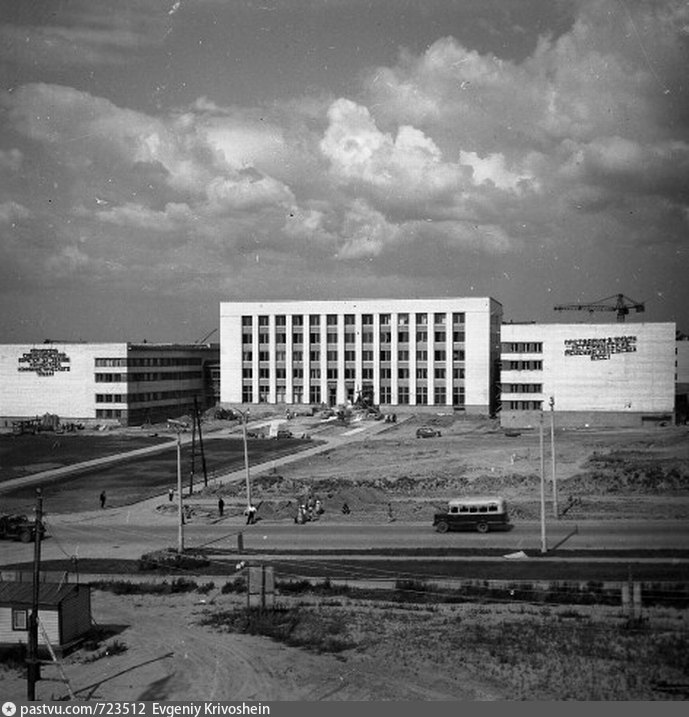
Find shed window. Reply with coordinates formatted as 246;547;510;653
12;608;28;631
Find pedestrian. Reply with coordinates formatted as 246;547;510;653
99;490;106;509
341;502;350;515
168;488;174;502
218;497;225;517
245;504;257;525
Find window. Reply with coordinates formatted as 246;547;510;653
327;350;338;361
362;331;374;343
275;315;286;327
434;313;446;325
434;331;446;343
416;330;427;343
309;350;320;362
504;360;543;371
309;332;320;345
453;368;465;379
434;349;446;361
292;315;304;326
310;368;321;379
379;385;392;403
258;333;269;344
310;385;321;403
309;314;320;326
259;368;270;379
275;350;286;362
398;386;410;404
453;349;465;361
292;333;303;344
242;368;252;379
293;368;303;379
362;350;374;361
242;333;253;344
12;609;28;631
344;314;355;325
242;386;253;403
242;350;252;362
275;333;286;344
452;312;465;325
344;332;355;344
503;383;543;393
398;350;409;361
434;386;447;404
293;350;303;362
242;316;252;327
362;367;374;380
416;349;427;361
398;313;409;326
379;331;391;343
453;331;465;342
258;351;269;362
398;331;409;343
416;313;428;325
434;368;446;379
362;314;373;325
258;315;269;326
327;368;338;379
344;350;356;361
416;368;427;379
416;386;428;404
327;314;338;326
344;367;356;379
501;342;543;353
380;367;392;379
398;368;410;379
380;313;391;325
326;332;337;344
380;350;391;361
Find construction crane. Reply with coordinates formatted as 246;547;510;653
554;293;645;323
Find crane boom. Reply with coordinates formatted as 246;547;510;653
554;293;645;322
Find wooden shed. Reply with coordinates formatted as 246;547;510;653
0;582;91;655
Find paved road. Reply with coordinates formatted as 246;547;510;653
2;515;688;567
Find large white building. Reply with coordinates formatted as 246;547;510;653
0;342;219;427
500;322;676;428
220;298;503;414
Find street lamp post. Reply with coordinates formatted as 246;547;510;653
539;411;547;554
549;396;558;518
235;408;252;512
167;420;186;553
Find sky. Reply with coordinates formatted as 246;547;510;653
0;0;688;343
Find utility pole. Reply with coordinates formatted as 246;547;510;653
27;488;43;700
194;396;208;487
539;412;547;554
549;396;558;518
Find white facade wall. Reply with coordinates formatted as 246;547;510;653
501;322;676;427
0;343;126;420
676;339;689;386
220;297;502;413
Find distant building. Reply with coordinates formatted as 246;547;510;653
220;298;503;414
500;322;676;428
675;331;689;424
0;342;219;427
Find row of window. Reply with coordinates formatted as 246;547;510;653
242;349;466;363
502;383;543;393
502;400;543;410
501;342;543;354
243;313;466;328
95;371;203;383
243;331;466;345
95;357;203;367
95;389;200;404
243;367;466;380
241;385;465;405
501;360;543;371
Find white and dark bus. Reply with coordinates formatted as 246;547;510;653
433;496;511;533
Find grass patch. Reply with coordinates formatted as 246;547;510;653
200;605;356;654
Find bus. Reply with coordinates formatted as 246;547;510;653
432;496;510;533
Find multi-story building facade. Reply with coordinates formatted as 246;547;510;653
500;322;676;428
220;298;503;414
0;342;219;427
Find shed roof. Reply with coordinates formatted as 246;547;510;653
0;582;84;607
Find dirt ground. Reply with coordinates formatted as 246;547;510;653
2;412;688;701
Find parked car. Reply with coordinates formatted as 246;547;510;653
275;429;293;439
416;426;441;438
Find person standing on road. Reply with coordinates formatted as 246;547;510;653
218;497;225;517
245;504;257;524
99;490;106;509
168;488;174;502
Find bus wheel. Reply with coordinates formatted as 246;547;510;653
476;522;489;534
436;521;449;534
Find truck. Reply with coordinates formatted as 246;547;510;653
433;496;511;534
0;514;45;543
